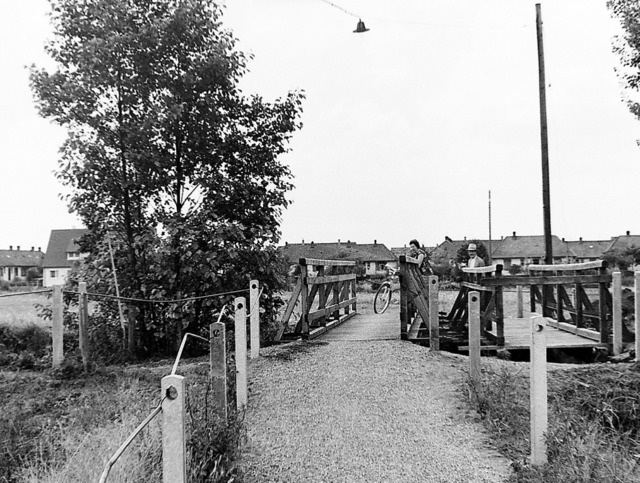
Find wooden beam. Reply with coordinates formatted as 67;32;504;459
300;258;355;267
307;273;356;284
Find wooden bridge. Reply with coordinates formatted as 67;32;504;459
276;257;631;355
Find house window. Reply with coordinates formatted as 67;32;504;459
0;268;3;277
50;270;58;278
21;268;27;277
67;252;80;260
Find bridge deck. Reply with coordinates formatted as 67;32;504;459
487;317;608;350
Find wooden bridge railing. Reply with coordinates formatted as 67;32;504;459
276;258;357;340
399;255;439;349
447;264;505;345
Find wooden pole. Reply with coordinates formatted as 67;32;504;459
210;321;227;421
234;297;248;410
536;3;553;265
250;280;260;359
52;285;64;368
468;291;481;385
612;271;623;355
530;315;548;465
78;281;90;371
635;271;640;358
161;375;186;483
488;190;493;264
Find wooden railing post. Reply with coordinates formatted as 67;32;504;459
316;265;327;327
530;316;548;466
598;267;610;344
612;271;623;355
234;297;247;410
78;282;90;371
635;271;640;358
161;374;186;483
52;285;64;368
516;285;524;318
210;321;227;422
428;275;439;351
250;280;260;359
299;259;310;337
468;291;481;384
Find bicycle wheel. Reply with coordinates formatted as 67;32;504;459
374;283;392;314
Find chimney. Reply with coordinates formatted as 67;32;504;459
579;237;582;242
285;241;288;246
513;231;516;238
17;246;20;251
38;247;41;251
627;231;631;236
31;247;34;251
374;239;377;245
302;239;304;244
338;239;341;244
9;246;12;250
562;238;565;242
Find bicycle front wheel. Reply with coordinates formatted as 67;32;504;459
374;283;392;314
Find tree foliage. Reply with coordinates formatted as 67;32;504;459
30;0;304;355
455;240;489;267
608;0;640;123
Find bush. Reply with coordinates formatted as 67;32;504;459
0;323;50;369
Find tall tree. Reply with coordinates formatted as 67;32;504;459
608;0;640;123
30;0;304;354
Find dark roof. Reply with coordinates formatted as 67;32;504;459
492;235;570;259
0;249;44;268
567;240;612;259
279;241;396;263
430;239;491;262
607;234;640;252
42;229;89;268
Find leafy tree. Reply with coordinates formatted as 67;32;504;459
508;264;523;275
30;0;304;354
455;240;489;267
602;246;640;272
608;0;640;123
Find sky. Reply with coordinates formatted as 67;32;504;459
1;0;638;253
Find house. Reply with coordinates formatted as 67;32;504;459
0;246;44;282
566;238;612;264
429;237;492;265
42;229;89;287
604;231;640;270
491;233;572;269
279;240;397;276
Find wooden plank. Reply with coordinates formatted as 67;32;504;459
300;257;355;267
307;273;356;284
308;311;357;340
462;282;494;292
307;298;357;322
481;274;611;286
462;264;501;274
530;260;605;271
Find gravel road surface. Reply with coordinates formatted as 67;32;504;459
238;313;512;482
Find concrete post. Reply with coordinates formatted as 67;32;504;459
235;297;248;410
530;316;548;466
78;282;90;371
468;291;481;385
636;272;640;359
612;271;623;355
210;322;227;421
161;375;186;483
52;285;64;368
250;280;260;359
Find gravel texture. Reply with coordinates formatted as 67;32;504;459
239;314;512;482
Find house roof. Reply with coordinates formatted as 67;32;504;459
279;241;396;263
492;234;571;259
0;249;44;268
42;229;89;269
566;240;612;259
606;234;640;252
430;238;492;262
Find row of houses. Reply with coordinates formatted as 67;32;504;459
279;231;640;276
1;229;638;287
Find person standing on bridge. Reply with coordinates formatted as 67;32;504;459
409;239;432;275
466;243;485;268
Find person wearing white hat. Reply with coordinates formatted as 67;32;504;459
467;243;485;268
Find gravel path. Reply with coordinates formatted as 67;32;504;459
239;314;512;482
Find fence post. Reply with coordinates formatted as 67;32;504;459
235;297;248;410
530;315;548;466
517;285;524;318
250;280;260;359
78;282;90;371
52;285;64;368
468;291;481;385
636;271;640;358
161;375;186;483
210;321;227;422
612;271;623;355
428;276;439;351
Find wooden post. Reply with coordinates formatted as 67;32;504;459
576;283;584;329
127;305;137;354
250;280;260;359
635;271;640;358
517;285;524;318
428;275;439;351
468;291;481;385
530;315;548;466
78;282;90;371
52;285;64;368
234;297;248;410
210;322;227;421
612;271;623;355
400;257;408;339
299;259;310;337
161;374;186;483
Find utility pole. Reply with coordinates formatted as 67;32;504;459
536;3;553;265
488;190;493;264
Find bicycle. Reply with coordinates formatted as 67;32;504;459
374;265;401;314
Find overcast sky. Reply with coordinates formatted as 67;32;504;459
1;0;638;252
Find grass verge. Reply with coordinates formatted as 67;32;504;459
465;361;640;482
